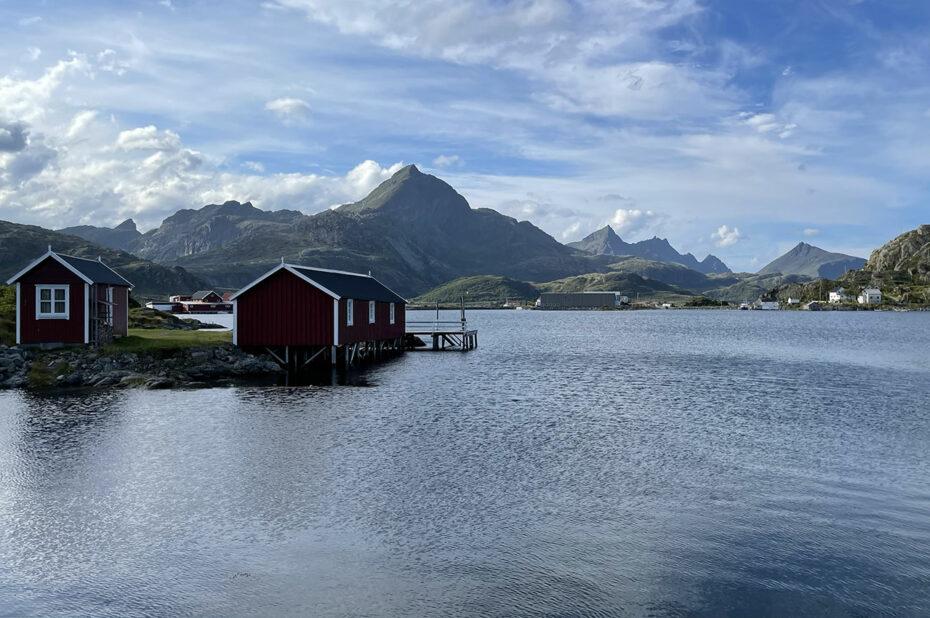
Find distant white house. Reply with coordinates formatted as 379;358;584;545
858;287;882;305
755;293;780;310
829;287;850;304
787;297;801;305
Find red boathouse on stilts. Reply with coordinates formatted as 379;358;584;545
230;262;407;370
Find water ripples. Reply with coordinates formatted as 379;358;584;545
1;310;929;615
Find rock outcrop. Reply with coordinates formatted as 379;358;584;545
865;224;930;283
0;345;29;388
0;344;283;390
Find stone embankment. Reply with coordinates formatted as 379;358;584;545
0;346;29;388
0;344;283;390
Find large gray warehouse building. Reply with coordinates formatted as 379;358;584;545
537;292;628;309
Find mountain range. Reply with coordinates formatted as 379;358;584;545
59;218;142;253
0;221;208;298
59;166;622;296
19;164;908;305
567;225;731;274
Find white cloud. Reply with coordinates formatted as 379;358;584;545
24;47;42;61
66;110;98;139
433;154;463;167
742;113;798;139
609;208;660;237
0;56;89;123
0;55;411;230
561;220;581;239
116;126;181;151
802;228;820;236
96;49;130;76
711;224;741;247
268;0;729;121
18;16;42;27
265;97;311;124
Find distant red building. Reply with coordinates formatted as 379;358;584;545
231;263;406;353
164;290;232;313
6;249;132;346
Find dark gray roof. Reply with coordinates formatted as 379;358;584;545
290;266;406;303
191;290;219;300
59;254;133;287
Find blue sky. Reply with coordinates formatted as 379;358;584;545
0;0;928;271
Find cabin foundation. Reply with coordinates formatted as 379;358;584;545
253;336;407;373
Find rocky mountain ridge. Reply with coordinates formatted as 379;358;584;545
567;225;730;274
59;218;142;253
0;220;209;299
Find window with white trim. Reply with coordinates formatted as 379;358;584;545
36;285;69;319
369;300;376;324
347;299;354;326
389;303;395;324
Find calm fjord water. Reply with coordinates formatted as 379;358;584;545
1;309;929;616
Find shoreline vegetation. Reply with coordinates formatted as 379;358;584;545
0;305;284;390
0;328;283;390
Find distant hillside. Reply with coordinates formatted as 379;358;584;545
758;242;865;278
568;225;730;274
168;165;615;297
703;272;813;303
59;218;142;252
606;256;711;290
771;225;930;306
414;276;539;304
538;271;695;303
0;220;209;300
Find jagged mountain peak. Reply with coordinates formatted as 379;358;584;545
114;218;137;232
568;226;731;274
337;164;469;219
758;242;865;278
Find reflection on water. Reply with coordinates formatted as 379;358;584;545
1;310;929;616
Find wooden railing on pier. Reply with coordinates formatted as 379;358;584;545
405;302;477;351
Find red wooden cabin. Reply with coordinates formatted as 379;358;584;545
6;249;133;346
231;263;406;366
192;290;223;303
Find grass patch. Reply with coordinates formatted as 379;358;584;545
106;328;232;353
0;286;15;346
26;358;73;388
0;316;14;347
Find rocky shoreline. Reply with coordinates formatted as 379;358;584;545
0;344;284;390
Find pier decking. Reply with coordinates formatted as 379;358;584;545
405;305;477;351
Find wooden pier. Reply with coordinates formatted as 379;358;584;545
405;302;477;351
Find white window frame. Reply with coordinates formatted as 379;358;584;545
389;302;395;325
36;284;70;320
369;300;376;324
346;298;354;326
106;286;114;326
